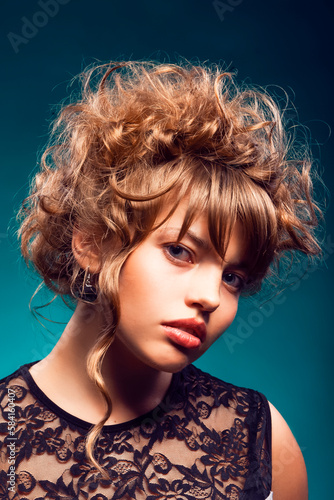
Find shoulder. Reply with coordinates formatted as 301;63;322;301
182;365;272;495
0;365;26;399
183;364;271;424
0;366;30;473
0;364;26;395
185;364;269;404
269;402;308;500
0;364;33;425
0;364;30;388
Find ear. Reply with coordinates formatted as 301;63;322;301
72;230;102;274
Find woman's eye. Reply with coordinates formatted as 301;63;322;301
222;272;245;291
165;245;192;263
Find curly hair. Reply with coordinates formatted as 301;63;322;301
18;60;322;474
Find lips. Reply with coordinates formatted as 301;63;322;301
161;319;207;349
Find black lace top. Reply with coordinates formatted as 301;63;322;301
0;362;272;499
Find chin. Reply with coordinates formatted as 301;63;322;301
147;351;199;374
162;362;191;373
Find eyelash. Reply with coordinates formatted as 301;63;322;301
164;244;246;292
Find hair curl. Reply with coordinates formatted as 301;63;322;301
18;60;322;475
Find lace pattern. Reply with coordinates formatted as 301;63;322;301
0;363;271;499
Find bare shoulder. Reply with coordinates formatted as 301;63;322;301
269;402;308;500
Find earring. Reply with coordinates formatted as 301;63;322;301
80;269;98;302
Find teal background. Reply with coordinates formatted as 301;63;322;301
0;0;333;496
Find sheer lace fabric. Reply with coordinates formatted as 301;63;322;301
0;362;271;499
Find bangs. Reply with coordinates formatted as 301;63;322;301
118;157;278;292
150;161;278;291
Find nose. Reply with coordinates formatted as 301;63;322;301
185;265;221;313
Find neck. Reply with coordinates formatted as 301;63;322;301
30;302;173;425
103;337;173;415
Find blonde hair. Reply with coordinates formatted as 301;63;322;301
19;60;322;474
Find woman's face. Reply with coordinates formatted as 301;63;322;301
114;200;249;373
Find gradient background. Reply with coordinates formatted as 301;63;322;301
0;0;333;496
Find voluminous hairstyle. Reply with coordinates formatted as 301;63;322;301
19;60;322;474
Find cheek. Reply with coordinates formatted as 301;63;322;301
213;295;239;336
118;248;164;311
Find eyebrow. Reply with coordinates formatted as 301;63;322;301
157;227;211;252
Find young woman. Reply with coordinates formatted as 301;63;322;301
0;61;321;499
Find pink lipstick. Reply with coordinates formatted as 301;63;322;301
161;319;207;349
